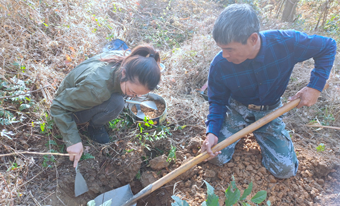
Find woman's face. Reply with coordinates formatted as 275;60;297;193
120;78;150;97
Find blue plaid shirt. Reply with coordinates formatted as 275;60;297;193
206;30;336;137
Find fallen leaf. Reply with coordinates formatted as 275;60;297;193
65;54;72;61
69;46;76;53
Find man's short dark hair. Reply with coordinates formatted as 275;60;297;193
213;4;260;45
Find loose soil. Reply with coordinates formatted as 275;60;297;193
131;100;166;119
18;128;340;206
1;0;340;206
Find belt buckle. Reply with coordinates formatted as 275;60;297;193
248;104;261;111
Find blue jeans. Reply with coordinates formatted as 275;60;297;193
209;99;299;179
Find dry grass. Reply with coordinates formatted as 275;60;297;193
0;0;339;205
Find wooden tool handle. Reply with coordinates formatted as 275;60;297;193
122;99;300;206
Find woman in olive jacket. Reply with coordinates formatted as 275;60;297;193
51;44;161;167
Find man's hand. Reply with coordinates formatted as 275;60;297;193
67;142;83;168
201;133;221;161
288;87;321;108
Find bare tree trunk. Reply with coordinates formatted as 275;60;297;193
281;0;299;22
314;0;333;30
321;0;333;28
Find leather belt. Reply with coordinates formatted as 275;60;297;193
247;100;281;111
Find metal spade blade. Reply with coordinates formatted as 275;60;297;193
75;165;88;197
125;100;158;110
135;104;146;119
92;185;136;206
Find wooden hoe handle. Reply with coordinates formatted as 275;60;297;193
122;99;300;206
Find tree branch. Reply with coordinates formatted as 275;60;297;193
0;151;70;157
305;124;340;130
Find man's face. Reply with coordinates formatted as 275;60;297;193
217;34;259;64
217;41;253;64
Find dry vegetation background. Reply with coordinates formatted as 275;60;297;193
0;0;339;205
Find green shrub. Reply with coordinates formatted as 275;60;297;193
172;177;270;206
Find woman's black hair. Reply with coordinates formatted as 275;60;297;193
101;44;161;91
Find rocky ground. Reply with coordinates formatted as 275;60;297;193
12;103;340;206
1;0;340;206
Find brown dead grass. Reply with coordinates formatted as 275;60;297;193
0;0;339;205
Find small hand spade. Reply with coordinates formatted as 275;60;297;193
75;165;88;197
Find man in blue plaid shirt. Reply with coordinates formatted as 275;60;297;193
201;4;336;178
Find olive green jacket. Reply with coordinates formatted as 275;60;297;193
50;51;124;147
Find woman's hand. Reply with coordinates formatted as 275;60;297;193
67;142;84;168
201;133;221;161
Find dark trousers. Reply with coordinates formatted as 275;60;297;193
72;93;124;127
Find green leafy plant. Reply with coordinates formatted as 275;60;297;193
177;125;187;130
171;196;190;206
39;113;54;134
45;139;65;153
167;145;177;163
1;129;14;140
42;155;56;168
0;77;34;126
202;180;219;206
80;153;95;161
7;161;20;171
125;148;134;153
136;117;171;150
172;178;270;206
135;170;141;180
108;113;132;131
316;143;325;152
313;107;335;126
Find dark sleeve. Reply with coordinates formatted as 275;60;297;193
205;63;230;138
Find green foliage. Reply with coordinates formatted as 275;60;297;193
225;182;240;206
0;110;15;125
172;177;270;206
42;155;55;168
108;113;133;131
7;161;20;171
0;77;34;126
318;107;335;126
125;148;134;153
135;170;141;180
224;176;268;206
136;117;171;150
177;125;187;130
39;113;54;134
171;196;190;206
251;191;267;204
240;182;253;201
80;153;95;161
167;145;177;163
45;138;65;154
1;129;14;140
316;143;325;152
202;181;219;206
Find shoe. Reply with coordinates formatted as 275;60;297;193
87;125;110;143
